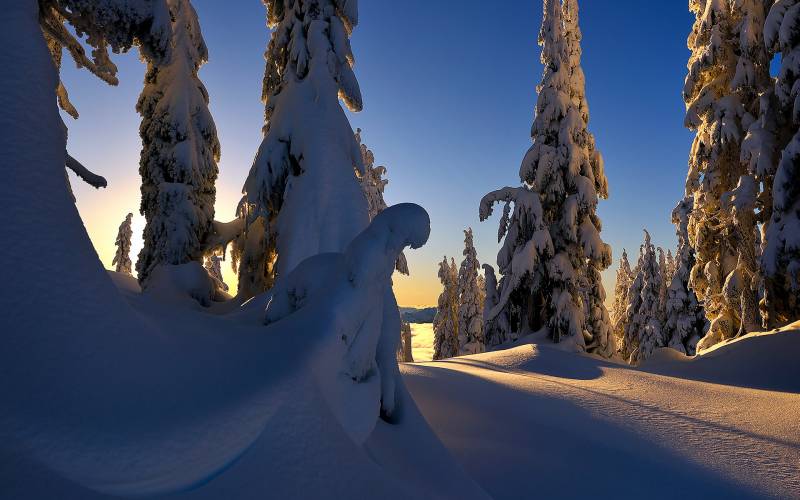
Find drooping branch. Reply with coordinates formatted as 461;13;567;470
65;153;107;189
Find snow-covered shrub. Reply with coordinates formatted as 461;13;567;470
236;0;367;298
136;0;220;285
433;257;459;360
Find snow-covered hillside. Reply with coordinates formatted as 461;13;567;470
403;326;800;499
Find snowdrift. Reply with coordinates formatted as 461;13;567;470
403;326;800;500
642;321;800;393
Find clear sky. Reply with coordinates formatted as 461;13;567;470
62;0;696;307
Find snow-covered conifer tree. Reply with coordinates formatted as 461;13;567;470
112;213;133;275
433;257;459;360
397;321;414;363
355;129;409;275
518;0;612;352
236;0;367;298
622;231;664;364
136;0;220;285
683;0;772;347
204;253;228;292
665;198;708;354
610;249;634;343
457;228;484;354
760;0;800;327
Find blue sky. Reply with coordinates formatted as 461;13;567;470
62;0;696;306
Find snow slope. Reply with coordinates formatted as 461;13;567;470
403;327;800;499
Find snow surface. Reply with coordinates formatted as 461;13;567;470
403;326;800;499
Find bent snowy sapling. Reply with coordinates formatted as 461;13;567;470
264;203;430;442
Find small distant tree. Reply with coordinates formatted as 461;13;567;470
356;129;409;275
457;228;484;354
136;0;220;285
610;249;634;343
623;230;664;364
433;257;459;360
112;213;134;275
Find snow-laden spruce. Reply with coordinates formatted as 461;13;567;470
610;249;634;344
457;228;484;354
481;0;613;355
761;0;800;328
356;128;409;275
235;0;366;299
433;257;459;360
683;0;771;347
622;231;664;364
112;212;134;275
136;0;220;285
665;198;707;354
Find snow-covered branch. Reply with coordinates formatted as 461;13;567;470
65;153;106;189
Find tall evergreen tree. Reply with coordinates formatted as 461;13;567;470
112;213;134;275
136;0;220;285
761;0;800;327
433;257;459;360
683;0;772;347
666;198;707;355
622;231;664;364
457;228;484;354
520;0;612;351
236;0;366;298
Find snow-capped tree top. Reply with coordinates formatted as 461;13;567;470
261;0;362;129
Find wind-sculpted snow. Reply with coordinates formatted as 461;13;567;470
264;204;430;442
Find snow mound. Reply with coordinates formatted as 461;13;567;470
404;324;800;499
642;322;800;392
